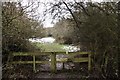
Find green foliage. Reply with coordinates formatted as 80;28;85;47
53;18;76;44
73;2;118;78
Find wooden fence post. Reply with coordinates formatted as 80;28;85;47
33;55;36;73
88;52;91;71
7;53;13;64
50;52;56;73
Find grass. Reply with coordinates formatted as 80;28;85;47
32;42;66;52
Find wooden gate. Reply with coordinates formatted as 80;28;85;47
9;52;91;73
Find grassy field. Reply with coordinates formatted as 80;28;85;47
32;43;66;52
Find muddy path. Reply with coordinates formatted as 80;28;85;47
3;63;89;79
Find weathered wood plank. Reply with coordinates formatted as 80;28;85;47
12;52;31;56
88;53;91;71
72;58;89;62
50;53;56;73
12;52;51;56
33;55;36;72
11;61;33;64
12;52;90;56
56;58;88;62
11;61;49;64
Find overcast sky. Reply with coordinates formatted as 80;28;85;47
21;0;118;28
21;0;56;28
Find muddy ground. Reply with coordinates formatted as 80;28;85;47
2;62;102;80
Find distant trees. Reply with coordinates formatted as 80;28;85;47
52;18;76;44
2;2;44;54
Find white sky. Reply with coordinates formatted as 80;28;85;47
21;0;56;28
21;0;118;28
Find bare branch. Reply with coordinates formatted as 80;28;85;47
74;1;91;16
62;1;81;28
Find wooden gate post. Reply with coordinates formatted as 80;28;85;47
7;53;13;66
50;52;56;73
33;55;36;73
88;52;91;71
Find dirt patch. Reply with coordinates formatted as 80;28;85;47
2;63;90;79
